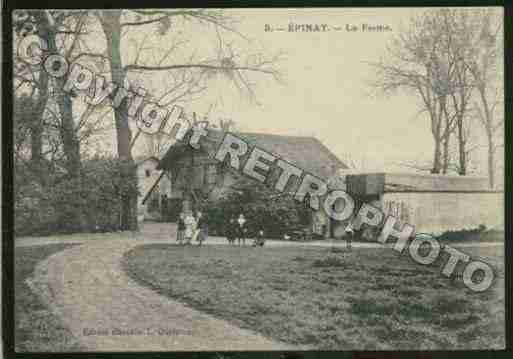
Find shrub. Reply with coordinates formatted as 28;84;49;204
203;177;311;239
437;226;503;243
14;157;138;236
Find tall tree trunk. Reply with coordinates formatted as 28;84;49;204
27;15;51;183
442;136;450;174
54;78;85;231
55;88;82;176
37;12;85;230
432;139;441;174
439;97;453;175
37;13;83;178
478;86;495;189
486;129;495;189
100;11;138;231
30;70;48;179
457;119;466;175
29;121;43;167
431;113;442;174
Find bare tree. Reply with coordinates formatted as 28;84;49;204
370;9;501;177
464;10;503;188
439;11;479;176
92;9;283;230
14;11;100;179
13;12;52;178
14;10;123;230
369;13;449;173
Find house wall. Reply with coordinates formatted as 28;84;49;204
169;153;220;199
136;159;172;222
167;151;228;217
168;153;326;237
137;159;158;222
171;161;246;205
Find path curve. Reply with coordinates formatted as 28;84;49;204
16;222;504;249
29;240;299;351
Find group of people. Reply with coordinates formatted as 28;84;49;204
225;214;266;247
176;212;265;247
176;211;208;246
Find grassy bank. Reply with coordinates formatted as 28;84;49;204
15;244;82;352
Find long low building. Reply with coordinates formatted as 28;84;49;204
155;129;348;238
329;172;504;236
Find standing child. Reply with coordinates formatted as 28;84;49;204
196;211;208;246
177;213;185;245
345;223;354;251
184;213;196;245
236;213;247;246
253;229;265;247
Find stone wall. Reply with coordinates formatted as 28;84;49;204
381;191;503;235
382;173;490;192
329;172;503;237
345;172;491;195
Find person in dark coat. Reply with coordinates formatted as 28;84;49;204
226;217;236;245
196;211;208;246
176;212;185;245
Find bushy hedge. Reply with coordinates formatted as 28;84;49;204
437;225;504;242
14;158;138;236
202;179;311;239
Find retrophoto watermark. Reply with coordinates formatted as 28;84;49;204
12;8;505;352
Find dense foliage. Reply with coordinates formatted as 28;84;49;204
14;157;138;236
202;178;311;239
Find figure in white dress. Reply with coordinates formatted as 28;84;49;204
184;213;197;245
236;214;247;246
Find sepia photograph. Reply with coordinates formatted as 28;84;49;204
8;6;505;352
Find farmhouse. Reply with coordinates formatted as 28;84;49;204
155;129;348;238
138;129;503;239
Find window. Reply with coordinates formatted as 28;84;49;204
145;169;151;177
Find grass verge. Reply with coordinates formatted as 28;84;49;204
15;244;83;352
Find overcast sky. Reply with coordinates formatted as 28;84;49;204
92;8;503;176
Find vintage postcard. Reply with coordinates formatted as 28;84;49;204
10;7;505;352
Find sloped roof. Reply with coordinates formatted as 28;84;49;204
158;130;347;180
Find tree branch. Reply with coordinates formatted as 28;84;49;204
121;15;171;27
124;63;279;78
